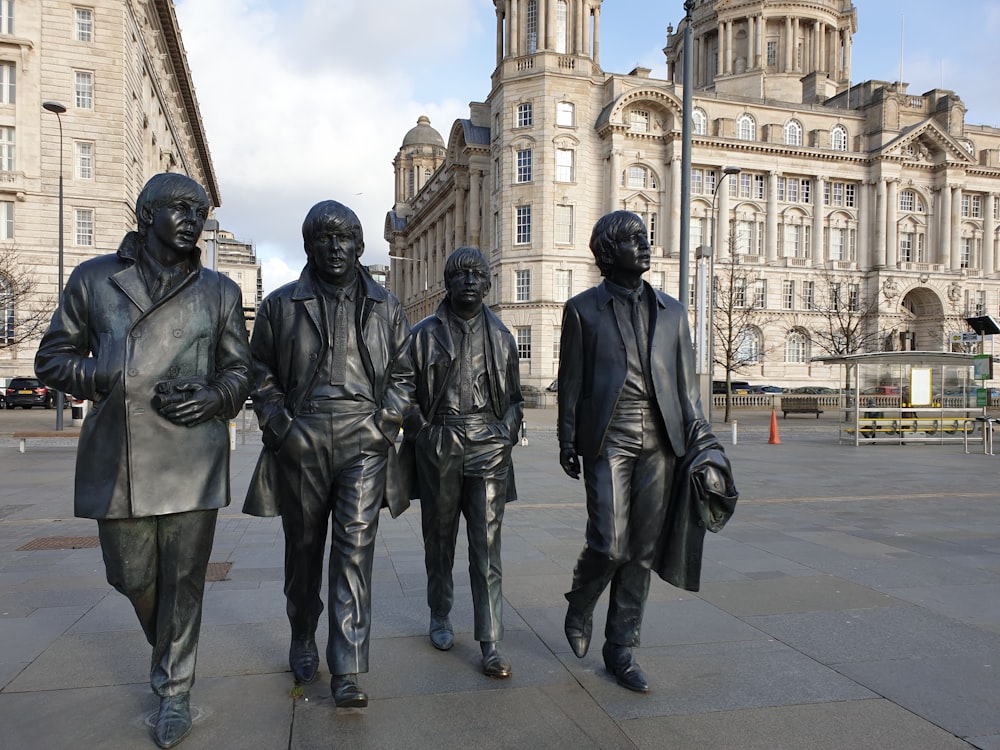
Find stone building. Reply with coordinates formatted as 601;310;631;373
209;224;262;332
0;0;218;381
384;0;1000;390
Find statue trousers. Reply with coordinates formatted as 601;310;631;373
416;413;511;643
566;401;675;647
98;509;218;697
275;407;388;676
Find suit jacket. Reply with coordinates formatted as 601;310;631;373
242;265;414;518
34;232;252;520
557;280;702;458
402;300;523;502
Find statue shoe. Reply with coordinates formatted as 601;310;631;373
153;694;192;749
564;604;593;658
602;641;649;693
429;614;454;651
289;637;319;683
331;674;368;708
480;641;512;679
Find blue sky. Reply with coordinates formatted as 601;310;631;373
173;1;1000;292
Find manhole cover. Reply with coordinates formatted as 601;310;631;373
17;535;100;551
205;561;232;582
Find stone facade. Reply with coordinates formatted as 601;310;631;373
385;0;1000;390
0;0;217;382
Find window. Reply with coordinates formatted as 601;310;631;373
0;198;12;239
899;232;914;263
691;168;717;195
782;224;808;258
899;189;925;213
735;220;755;255
555;148;574;182
975;290;987;317
75;141;93;179
75;71;93;109
848;284;860;313
830;227;848;261
650;271;665;291
75;208;94;245
516;327;532;360
753;280;767;308
516;149;532;183
831;124;848;151
553;326;561;360
515;269;531;301
0;61;13;104
782;280;795;310
733;278;747;308
736;328;761;363
555;0;568;53
785;330;810;363
556;101;574;127
784;120;802;146
515;206;531;244
554;269;572;302
961;238;973;269
526;0;538;53
493;211;501;250
0;125;12;171
802;280;815;310
962;194;983;219
0;274;12;344
829;283;842;312
630;110;649;133
736;114;755;141
516;102;533;128
638;211;658;246
554;204;573;244
692;108;708;135
777;177;811;204
623;165;656;190
825;180;857;208
493;157;500;191
75;8;93;42
0;0;12;34
766;40;777;66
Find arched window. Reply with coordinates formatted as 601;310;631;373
526;0;538;54
736;327;761;363
692;108;708;136
621;165;658;190
785;329;811;363
555;0;568;53
830;124;848;152
784;119;802;146
899;190;925;213
556;101;575;127
737;114;756;141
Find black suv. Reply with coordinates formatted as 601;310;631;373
4;377;54;409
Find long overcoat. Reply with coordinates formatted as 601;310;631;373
34;233;252;520
242;266;414;518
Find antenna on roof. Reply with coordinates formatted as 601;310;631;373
898;14;904;86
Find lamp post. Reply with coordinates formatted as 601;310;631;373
697;166;741;421
42;101;67;431
678;0;695;308
388;254;428;318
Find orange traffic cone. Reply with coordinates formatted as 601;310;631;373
768;408;781;445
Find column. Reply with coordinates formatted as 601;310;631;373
725;21;734;75
985;193;996;275
858;181;872;268
469;169;482;248
574;0;583;54
608;148;621;213
593;2;599;64
747;15;756;69
950;186;962;270
784;17;792;72
755;14;764;69
582;1;592;58
938;184;951;266
669;158;681;259
455;178;467;247
886;179;898;268
843;30;852;84
812;20;820;70
717;183;731;260
510;0;519;57
874;178;886;267
812;176;825;265
766;172;778;263
497;5;505;65
543;0;553;50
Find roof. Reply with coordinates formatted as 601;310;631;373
402;116;445;148
812;351;978;366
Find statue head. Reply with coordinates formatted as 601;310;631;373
589;210;650;279
302;200;364;287
444;246;491;320
135;173;209;239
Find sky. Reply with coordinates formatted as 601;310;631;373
172;0;1000;293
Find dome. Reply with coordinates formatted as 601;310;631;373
402;115;445;149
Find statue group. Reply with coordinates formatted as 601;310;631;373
35;176;735;748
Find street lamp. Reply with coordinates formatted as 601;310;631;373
696;165;741;421
42;101;67;431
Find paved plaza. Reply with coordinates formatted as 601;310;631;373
1;406;999;749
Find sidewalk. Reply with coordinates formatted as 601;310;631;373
1;409;999;748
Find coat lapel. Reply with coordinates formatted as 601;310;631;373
110;264;153;313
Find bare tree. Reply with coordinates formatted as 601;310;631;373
0;245;56;352
712;254;775;422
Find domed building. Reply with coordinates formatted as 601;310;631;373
385;0;1000;391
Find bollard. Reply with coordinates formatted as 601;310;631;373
520;420;528;446
71;398;87;427
731;420;738;445
229;422;236;451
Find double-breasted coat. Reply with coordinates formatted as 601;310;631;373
34;232;252;520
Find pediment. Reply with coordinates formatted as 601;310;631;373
878;120;975;165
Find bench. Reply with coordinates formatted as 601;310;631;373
12;431;80;453
845;418;972;438
781;397;823;418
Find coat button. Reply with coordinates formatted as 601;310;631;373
130;330;141;338
309;353;318;361
128;368;138;376
173;330;183;337
169;366;180;377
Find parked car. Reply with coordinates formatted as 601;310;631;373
757;385;783;394
545;379;558;392
712;380;751;395
4;377;54;409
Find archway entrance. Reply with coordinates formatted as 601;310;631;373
899;288;945;351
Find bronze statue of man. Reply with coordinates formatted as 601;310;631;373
35;173;252;748
404;247;522;678
243;200;414;708
557;210;711;693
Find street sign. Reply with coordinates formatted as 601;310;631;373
951;332;982;343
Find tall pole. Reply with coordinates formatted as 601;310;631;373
678;0;695;308
707;166;741;422
43;101;67;431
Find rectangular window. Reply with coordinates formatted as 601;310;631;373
75;141;93;179
515;206;531;245
899;232;913;263
0;125;13;171
900;190;914;212
766;40;777;66
916;232;925;263
526;0;538;53
516;102;533;128
75;7;93;42
848;284;860;313
555;148;574;182
782;224;801;257
830;283;841;312
782;280;795;310
976;290;987;316
515;269;531;302
646;212;658;246
493;211;500;250
650;271;665;291
0;0;12;34
75;208;94;245
738;172;751;198
0;199;13;239
735;220;754;255
830;227;846;261
556;101;574;127
516;149;532;183
733;279;747;308
802;280;815;310
516;327;532;360
553;326;561;361
691;169;703;195
493;157;500;191
554;269;572;302
961;238;972;269
630;110;649;133
554;203;573;244
0;60;13;104
74;70;93;109
961;194;970;217
753;280;767;308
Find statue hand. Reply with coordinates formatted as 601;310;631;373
157;382;224;427
559;447;581;480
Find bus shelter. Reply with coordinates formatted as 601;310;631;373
812;351;990;447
